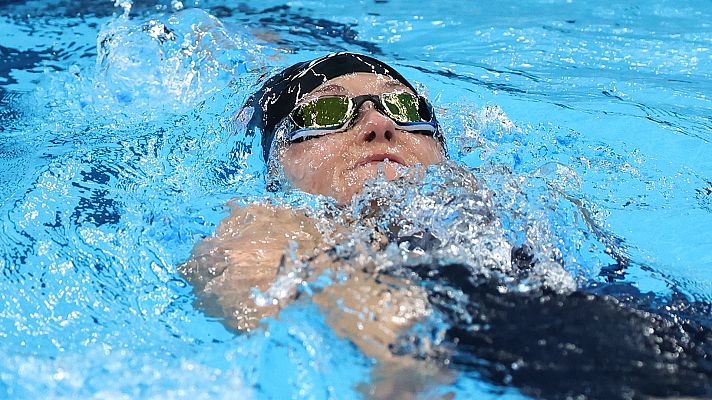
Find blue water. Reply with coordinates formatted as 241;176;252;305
1;0;711;399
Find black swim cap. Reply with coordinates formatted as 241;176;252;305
245;52;444;161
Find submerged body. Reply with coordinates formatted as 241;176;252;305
182;163;712;399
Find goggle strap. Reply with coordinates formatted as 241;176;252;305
289;126;347;142
393;121;438;133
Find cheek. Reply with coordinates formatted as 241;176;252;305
280;140;345;194
411;136;445;165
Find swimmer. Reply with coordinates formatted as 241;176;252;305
180;52;712;399
180;52;451;398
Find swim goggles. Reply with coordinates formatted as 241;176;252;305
281;92;439;142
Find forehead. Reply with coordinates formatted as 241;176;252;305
306;72;412;97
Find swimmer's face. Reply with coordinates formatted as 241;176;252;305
278;72;445;204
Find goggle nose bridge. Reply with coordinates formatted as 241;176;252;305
348;94;396;120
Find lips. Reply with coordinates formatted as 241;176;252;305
354;153;406;168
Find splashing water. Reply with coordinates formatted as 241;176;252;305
2;1;712;399
93;8;265;112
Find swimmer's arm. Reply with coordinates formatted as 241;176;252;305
310;269;454;399
179;203;322;331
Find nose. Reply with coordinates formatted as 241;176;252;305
354;102;396;143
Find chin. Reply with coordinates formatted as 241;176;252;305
332;162;405;204
353;160;404;182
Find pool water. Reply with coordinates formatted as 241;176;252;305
1;0;711;399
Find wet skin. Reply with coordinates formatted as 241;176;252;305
277;72;444;204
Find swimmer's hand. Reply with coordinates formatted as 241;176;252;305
179;203;322;331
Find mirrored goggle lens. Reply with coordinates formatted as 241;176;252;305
292;96;350;129
382;92;422;123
